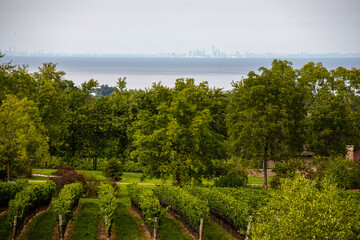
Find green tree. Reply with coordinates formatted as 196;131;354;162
0;95;48;181
227;60;307;186
34;63;76;162
251;178;360;239
131;79;225;186
299;63;359;157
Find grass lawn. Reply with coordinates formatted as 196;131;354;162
32;168;56;175
203;220;237;240
120;172;172;184
70;199;99;240
21;207;57;240
248;176;272;185
113;202;146;240
158;216;193;240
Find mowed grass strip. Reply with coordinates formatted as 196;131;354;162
203;220;237;240
157;216;193;240
70;199;99;240
113;202;146;240
0;213;12;240
21;207;57;240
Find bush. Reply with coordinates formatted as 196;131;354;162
98;183;118;234
128;184;166;228
324;156;360;189
251;178;360;240
216;187;272;211
8;181;56;226
214;171;248;188
51;165;85;194
104;158;123;181
270;158;309;188
53;182;83;226
0;180;28;208
186;187;249;229
82;175;101;198
154;186;210;229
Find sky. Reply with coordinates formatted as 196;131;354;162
1;0;360;55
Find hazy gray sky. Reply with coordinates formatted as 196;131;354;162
1;0;359;55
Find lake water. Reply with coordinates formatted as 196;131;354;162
2;56;360;90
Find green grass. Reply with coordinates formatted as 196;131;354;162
0;213;12;240
22;207;57;240
120;172;172;184
70;199;99;240
113;202;146;240
203;220;237;240
77;170;107;181
248;176;272;185
158;216;193;240
32;169;56;175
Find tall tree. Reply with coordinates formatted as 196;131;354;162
131;79;225;186
0;95;48;181
300;64;359;157
227;60;306;186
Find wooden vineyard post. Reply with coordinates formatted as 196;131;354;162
245;215;252;240
59;215;63;240
153;217;158;240
199;218;204;240
105;215;109;240
12;215;17;240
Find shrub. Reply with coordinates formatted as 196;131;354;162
128;184;166;229
98;183;118;234
324;156;360;189
82;175;101;198
270;158;308;188
0;180;28;208
214;171;248;188
51;165;85;194
8;181;56;226
251;178;360;240
216;187;272;211
104;158;123;181
153;186;209;229
186;187;249;229
53;182;83;226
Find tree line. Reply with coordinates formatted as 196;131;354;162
1;52;360;185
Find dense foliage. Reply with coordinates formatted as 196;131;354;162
7;181;55;225
98;183;118;233
324;156;360;189
51;165;85;193
215;187;272;211
214;171;248;188
270;158;309;188
127;184;166;228
251;178;360;240
104;158;123;181
1;53;360;188
53;182;83;226
186;187;250;229
0;179;28;208
153;185;210;229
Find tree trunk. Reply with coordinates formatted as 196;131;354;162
7;161;10;182
263;146;268;187
93;156;97;171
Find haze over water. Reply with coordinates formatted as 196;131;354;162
3;56;360;90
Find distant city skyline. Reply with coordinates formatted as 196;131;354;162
3;47;360;59
1;0;359;56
